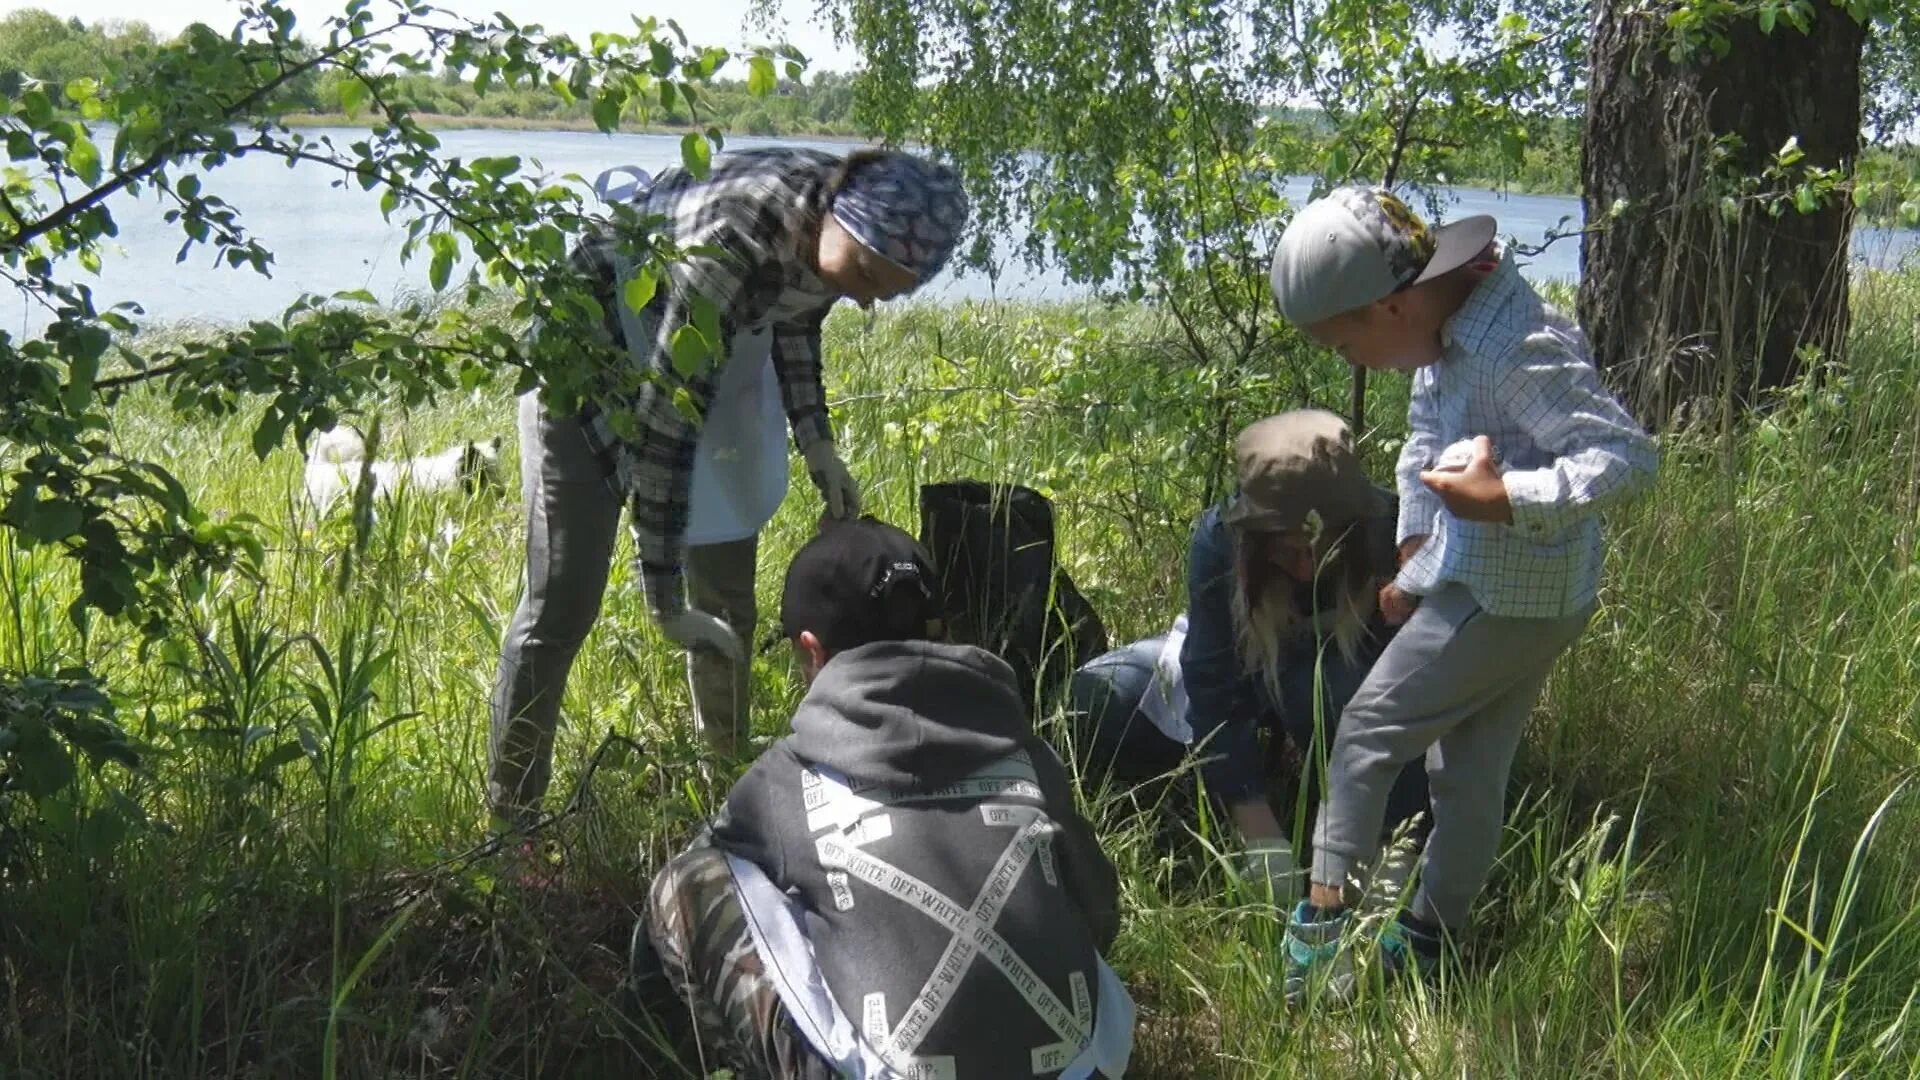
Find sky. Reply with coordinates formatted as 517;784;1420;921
3;0;862;69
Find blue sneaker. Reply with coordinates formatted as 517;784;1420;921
1283;902;1357;1006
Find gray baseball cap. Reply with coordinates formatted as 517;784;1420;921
1269;186;1498;327
1221;409;1383;532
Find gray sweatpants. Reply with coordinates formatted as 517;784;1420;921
1311;583;1592;928
487;393;759;826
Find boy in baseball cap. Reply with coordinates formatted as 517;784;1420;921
1268;186;1658;1004
634;519;1133;1078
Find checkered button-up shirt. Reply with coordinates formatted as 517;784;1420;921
570;147;844;617
1394;250;1658;618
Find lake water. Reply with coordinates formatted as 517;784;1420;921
12;128;1918;338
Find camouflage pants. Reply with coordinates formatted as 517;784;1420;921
646;845;838;1080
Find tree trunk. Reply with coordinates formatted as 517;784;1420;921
1579;2;1864;428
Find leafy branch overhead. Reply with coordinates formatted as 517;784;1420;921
0;0;795;794
827;0;1585;288
820;0;1591;475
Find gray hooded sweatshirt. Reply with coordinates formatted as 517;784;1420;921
711;640;1129;1079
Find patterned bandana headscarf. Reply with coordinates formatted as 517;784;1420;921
828;153;969;284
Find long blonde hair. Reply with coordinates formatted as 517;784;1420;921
1229;517;1377;702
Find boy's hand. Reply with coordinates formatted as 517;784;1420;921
1398;535;1428;566
1379;582;1419;625
1419;435;1513;524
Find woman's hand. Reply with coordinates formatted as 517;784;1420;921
803;440;862;520
658;610;744;662
1231;800;1302;899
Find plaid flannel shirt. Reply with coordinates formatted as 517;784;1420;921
1394;249;1658;618
571;147;844;617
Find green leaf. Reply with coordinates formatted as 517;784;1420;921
681;132;711;179
1500;129;1527;164
669;325;711;377
1326;143;1350;179
252;407;289;460
63;348;100;414
690;295;723;346
64;78;99;105
14;735;76;797
1794;186;1819;214
21;89;53;126
748;56;776;97
623;266;659;312
22;499;83;544
1776;136;1804;167
54;682;110;714
69;137;102;185
339;77;370;118
592;94;621;131
671;386;700;420
253;740;307;780
428;233;457;291
605;410;639;441
471;155;521;179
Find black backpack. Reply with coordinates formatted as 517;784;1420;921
917;480;1109;714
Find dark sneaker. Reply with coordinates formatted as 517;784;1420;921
1378;911;1447;986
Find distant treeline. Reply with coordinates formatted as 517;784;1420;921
0;8;864;137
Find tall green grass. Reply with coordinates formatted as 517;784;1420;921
3;271;1918;1077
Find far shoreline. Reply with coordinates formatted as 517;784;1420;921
275;111;875;146
278;111;1597;200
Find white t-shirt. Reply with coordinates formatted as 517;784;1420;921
684;324;788;546
683;242;840;547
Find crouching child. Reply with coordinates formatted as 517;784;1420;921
634;518;1134;1079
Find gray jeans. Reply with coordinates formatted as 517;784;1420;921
1311;583;1592;928
488;394;759;826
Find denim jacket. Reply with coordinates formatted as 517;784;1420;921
1178;495;1396;802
